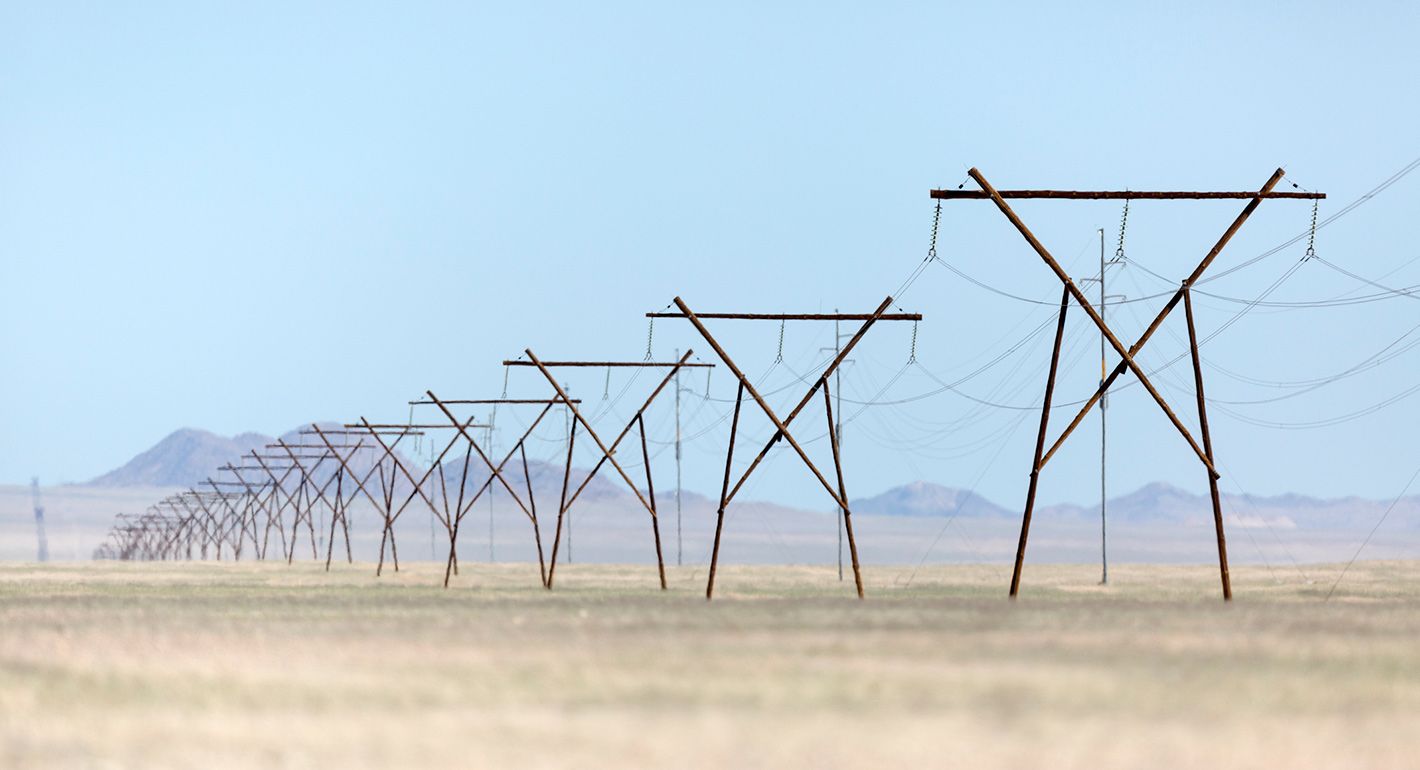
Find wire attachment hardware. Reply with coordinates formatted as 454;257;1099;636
1304;198;1319;261
1114;197;1130;261
927;199;942;262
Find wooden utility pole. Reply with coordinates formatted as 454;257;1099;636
507;352;712;589
933;168;1325;600
655;298;920;598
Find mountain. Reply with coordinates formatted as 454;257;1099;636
86;424;637;504
89;425;1420;535
851;481;1010;518
1040;481;1212;524
89;429;274;487
853;480;1420;531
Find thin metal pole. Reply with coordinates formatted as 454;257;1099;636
834;312;844;582
823;380;862;598
488;423;495;564
429;441;438;562
564;396;572;565
675;349;683;567
1099;228;1108;586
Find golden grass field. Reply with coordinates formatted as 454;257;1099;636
2;560;1418;769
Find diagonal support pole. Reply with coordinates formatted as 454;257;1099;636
969;168;1282;601
969;167;1261;477
676;296;897;599
524;349;670;589
272;441;360;569
534;352;696;590
425;394;557;587
547;418;578;589
1010;287;1070;598
309;425;419;575
1034;168;1287;472
557;351;696;514
674;296;890;510
707;381;745;600
822;378;863;598
354;417;480;576
1185;288;1232;599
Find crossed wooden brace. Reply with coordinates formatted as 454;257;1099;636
309;423;475;577
307;425;437;573
666;295;920;600
221;447;357;562
150;500;195;558
268;441;368;569
201;478;257;556
964;166;1311;601
315;413;554;586
304;427;404;570
181;490;252;558
420;394;573;588
174;491;235;560
232;454;299;560
154;497;206;558
509;349;711;590
201;476;266;559
237;452;324;562
145;514;182;559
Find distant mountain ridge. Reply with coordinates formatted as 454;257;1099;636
90;430;1419;531
88;425;399;489
851;480;1420;530
89;429;274;487
851;481;1009;518
86;426;665;504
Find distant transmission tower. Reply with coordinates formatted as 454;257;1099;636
31;477;49;562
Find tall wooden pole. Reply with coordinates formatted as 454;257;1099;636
1184;289;1232;599
823;381;862;598
707;382;745;600
1010;287;1071;598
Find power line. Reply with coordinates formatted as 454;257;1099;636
1325;457;1420;601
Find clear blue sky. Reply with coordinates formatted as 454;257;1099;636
3;2;1418;514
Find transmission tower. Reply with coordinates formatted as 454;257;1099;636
31;477;49;563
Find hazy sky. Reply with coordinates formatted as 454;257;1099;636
4;3;1419;516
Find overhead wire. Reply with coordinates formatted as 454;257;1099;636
1324;456;1420;601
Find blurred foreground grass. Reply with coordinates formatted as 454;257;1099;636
1;560;1418;768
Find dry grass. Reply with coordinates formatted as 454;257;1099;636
1;560;1418;769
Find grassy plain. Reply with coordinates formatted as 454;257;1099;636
2;560;1418;768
